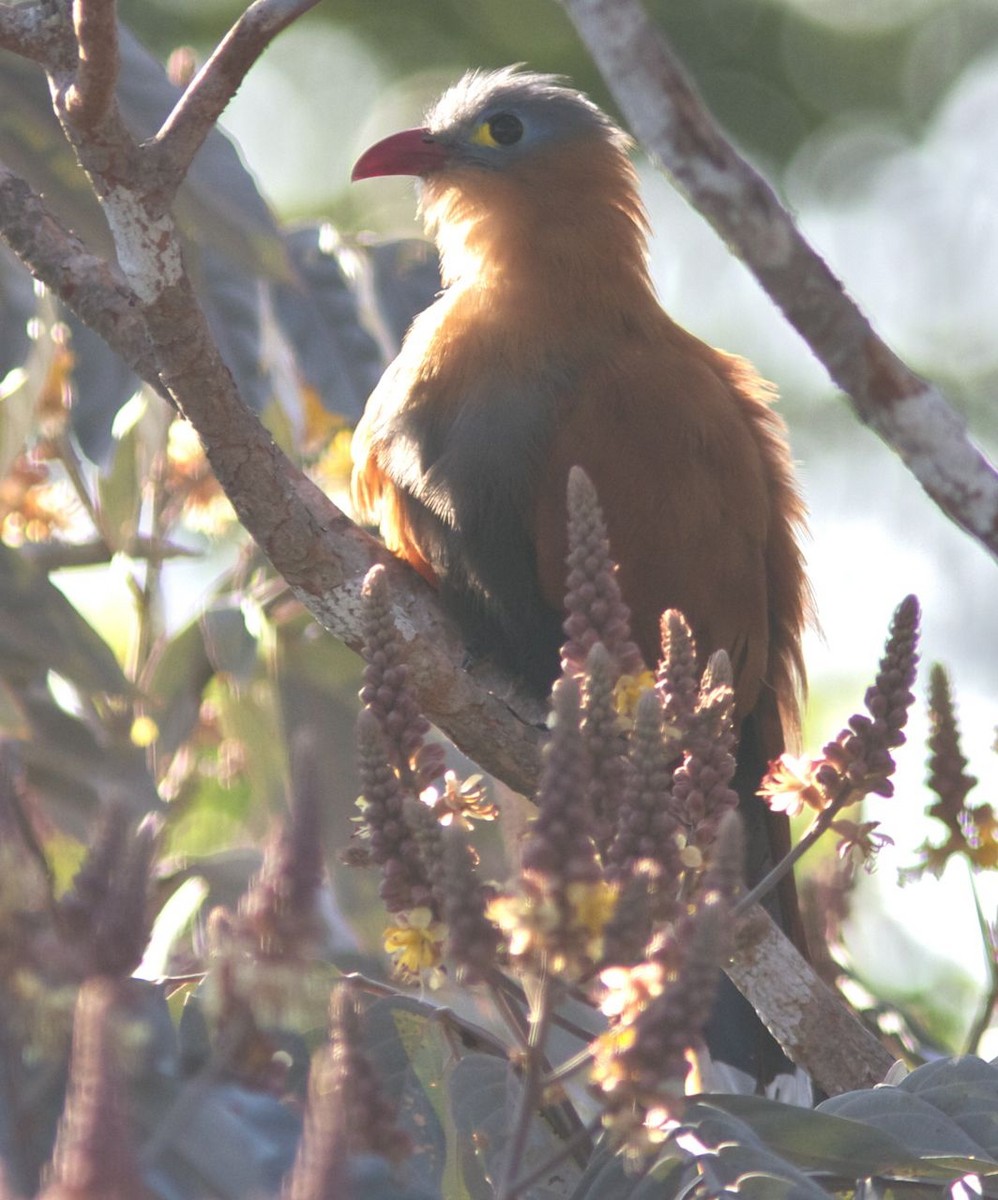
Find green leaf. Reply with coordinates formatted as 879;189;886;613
362;995;453;1197
143;617;214;760
449;1052;583;1199
0;543;130;695
897;1057;998;1158
200;604;258;684
680;1103;834;1198
96;406;141;544
704;1093;920;1176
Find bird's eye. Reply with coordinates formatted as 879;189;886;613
487;113;523;146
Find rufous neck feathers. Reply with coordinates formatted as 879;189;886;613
419;138;654;309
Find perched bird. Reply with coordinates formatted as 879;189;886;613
351;68;810;1093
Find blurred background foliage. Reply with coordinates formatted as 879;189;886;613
0;0;995;1060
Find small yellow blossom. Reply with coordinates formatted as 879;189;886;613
130;714;159;747
598;961;666;1021
486;888;559;961
613;671;656;721
308;423;355;513
566;879;618;954
383;907;446;979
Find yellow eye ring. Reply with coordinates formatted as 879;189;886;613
470;122;500;148
470;113;524;149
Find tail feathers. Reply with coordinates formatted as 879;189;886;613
699;710;811;1098
732;711;809;956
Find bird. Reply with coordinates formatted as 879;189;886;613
350;67;811;1095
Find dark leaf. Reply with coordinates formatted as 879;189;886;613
681;1103;833;1198
143;618;214;761
0;245;35;381
200;603;258;684
0;543;130;695
361;995;452;1195
271;224;384;422
194;244;269;415
364;237;441;351
65;311;138;469
818;1084;996;1162
449;1052;582;1199
135;1075;301;1199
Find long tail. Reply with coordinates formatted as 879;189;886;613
703;712;811;1098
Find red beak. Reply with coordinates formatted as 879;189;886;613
351;127;450;181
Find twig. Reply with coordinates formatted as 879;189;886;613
20;536;196;571
964;879;998;1055
541;1043;594;1090
733;782;865;918
497;974;558;1200
131;435;168;679
506;1115;603;1200
54;430;112;546
560;0;998;560
488;970;531;1052
63;0;119;131
151;0;322;196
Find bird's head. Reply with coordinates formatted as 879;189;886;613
352;68;649;290
351;66;628;182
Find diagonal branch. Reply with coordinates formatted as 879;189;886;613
150;0;322;198
560;0;998;562
0;0;49;60
728;905;894;1094
0;161;168;397
63;0;119;132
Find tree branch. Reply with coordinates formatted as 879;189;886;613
0;1;50;60
561;0;998;561
728;906;895;1094
63;0;119;132
150;0;322;198
0;162;169;398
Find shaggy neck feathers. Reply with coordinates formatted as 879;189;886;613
419;140;655;329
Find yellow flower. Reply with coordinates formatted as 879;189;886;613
598;961;666;1021
567;879;618;942
383;908;445;978
130;714;159;748
613;671;656;721
486;888;559;960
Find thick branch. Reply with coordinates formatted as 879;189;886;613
150;0;322;197
0;1;50;60
0;162;168;398
728;906;895;1095
63;0;118;131
561;0;998;561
